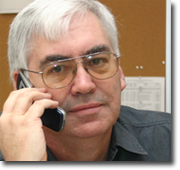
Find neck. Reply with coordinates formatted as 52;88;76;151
44;127;112;161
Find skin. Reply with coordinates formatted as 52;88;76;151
0;11;126;161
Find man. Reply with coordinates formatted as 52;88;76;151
0;0;171;161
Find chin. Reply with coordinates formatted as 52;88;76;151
64;120;113;139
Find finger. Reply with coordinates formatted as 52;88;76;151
2;88;47;114
12;91;52;116
26;99;59;118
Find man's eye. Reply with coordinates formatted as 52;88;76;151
52;65;63;73
92;58;103;66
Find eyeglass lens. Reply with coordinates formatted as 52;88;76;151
42;53;119;89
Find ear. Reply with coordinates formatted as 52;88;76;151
13;70;20;90
119;66;126;91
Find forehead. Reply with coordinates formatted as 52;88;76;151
28;12;111;70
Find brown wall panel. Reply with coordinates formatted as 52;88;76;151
98;0;166;77
0;14;16;111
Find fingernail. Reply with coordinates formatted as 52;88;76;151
39;88;46;91
45;93;52;97
54;101;59;104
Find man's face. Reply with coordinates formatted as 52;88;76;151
28;12;126;138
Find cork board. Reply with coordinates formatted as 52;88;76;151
0;0;166;110
98;0;166;77
0;14;15;110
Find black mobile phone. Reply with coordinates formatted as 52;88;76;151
17;71;66;132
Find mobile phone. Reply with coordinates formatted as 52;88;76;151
17;71;66;132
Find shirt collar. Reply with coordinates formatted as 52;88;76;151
108;120;148;160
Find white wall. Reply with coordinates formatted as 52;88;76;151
0;0;34;13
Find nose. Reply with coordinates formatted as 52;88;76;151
71;63;96;96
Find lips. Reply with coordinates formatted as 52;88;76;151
68;103;102;114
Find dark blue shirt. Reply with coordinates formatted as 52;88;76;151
0;106;171;161
107;106;171;161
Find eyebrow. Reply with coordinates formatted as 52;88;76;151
39;55;69;70
84;44;111;55
39;44;111;69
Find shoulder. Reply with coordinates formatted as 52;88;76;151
119;105;171;126
118;105;171;135
118;106;171;161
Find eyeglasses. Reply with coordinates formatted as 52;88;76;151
22;52;120;89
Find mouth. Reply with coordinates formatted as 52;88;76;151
68;103;102;115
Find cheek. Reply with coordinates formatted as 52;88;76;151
29;73;45;88
47;87;71;108
103;73;121;102
103;75;122;118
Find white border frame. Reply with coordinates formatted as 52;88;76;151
166;0;171;113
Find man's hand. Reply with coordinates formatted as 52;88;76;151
0;88;59;161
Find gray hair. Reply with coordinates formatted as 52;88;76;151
8;0;120;82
